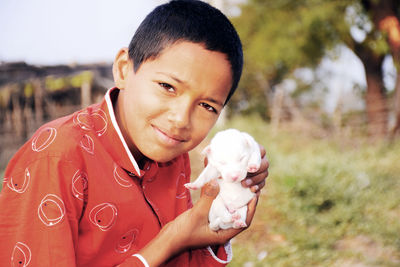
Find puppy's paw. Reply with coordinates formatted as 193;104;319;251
184;183;199;190
231;212;241;221
227;206;237;214
209;223;220;231
247;164;260;173
233;220;247;229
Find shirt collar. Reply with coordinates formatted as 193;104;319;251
101;87;142;176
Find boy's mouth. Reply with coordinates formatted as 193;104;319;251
152;125;187;146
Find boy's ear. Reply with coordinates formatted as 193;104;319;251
112;47;131;90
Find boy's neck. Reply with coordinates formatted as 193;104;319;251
111;88;146;166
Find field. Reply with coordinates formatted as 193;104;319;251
191;115;400;267
1;115;400;266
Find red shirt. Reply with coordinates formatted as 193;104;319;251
0;88;231;266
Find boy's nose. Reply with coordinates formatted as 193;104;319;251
167;100;191;129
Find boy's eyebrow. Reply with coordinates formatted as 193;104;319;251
156;72;186;84
204;97;224;107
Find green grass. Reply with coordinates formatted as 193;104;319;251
211;115;400;267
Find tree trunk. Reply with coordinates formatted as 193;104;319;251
362;0;400;136
364;69;388;137
392;73;400;135
378;12;400;136
354;42;387;137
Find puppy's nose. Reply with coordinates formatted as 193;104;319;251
230;174;239;181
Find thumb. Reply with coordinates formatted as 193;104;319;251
197;179;219;211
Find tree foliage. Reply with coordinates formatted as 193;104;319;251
231;0;349;117
231;0;400;137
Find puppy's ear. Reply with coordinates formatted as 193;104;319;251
242;132;259;150
241;132;255;148
201;145;211;156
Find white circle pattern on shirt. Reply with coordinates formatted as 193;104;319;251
176;172;187;199
31;127;57;152
80;134;95;155
89;203;118;231
37;194;66;227
113;165;133;188
6;168;31;194
115;228;139;253
73;109;108;136
11;241;31;267
71;170;88;201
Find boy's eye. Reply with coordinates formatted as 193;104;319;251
159;82;175;93
199;102;217;114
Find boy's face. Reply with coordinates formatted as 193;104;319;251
113;41;232;163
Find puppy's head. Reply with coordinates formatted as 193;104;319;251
203;129;252;183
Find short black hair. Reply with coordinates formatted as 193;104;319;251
128;0;243;105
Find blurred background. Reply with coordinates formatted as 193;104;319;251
1;0;399;266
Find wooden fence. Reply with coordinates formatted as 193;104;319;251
0;62;113;170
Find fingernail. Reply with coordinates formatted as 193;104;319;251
251;185;259;192
245;179;253;186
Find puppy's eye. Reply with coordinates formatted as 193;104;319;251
159;82;175;93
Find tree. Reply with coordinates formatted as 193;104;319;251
232;0;400;138
231;0;349;119
360;0;400;136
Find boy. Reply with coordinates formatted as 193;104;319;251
0;1;269;266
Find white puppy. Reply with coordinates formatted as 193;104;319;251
185;129;261;231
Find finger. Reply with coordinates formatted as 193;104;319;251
242;170;269;190
200;179;219;197
243;154;269;185
250;180;265;193
245;195;259;226
197;179;219;213
259;144;266;158
245;167;269;184
249;154;269;177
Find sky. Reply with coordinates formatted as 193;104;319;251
0;0;160;65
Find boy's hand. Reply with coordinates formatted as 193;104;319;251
138;144;268;266
160;179;258;254
138;150;267;266
242;145;269;195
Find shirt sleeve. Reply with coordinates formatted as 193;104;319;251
0;150;85;266
116;254;150;267
115;245;232;267
184;243;232;266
